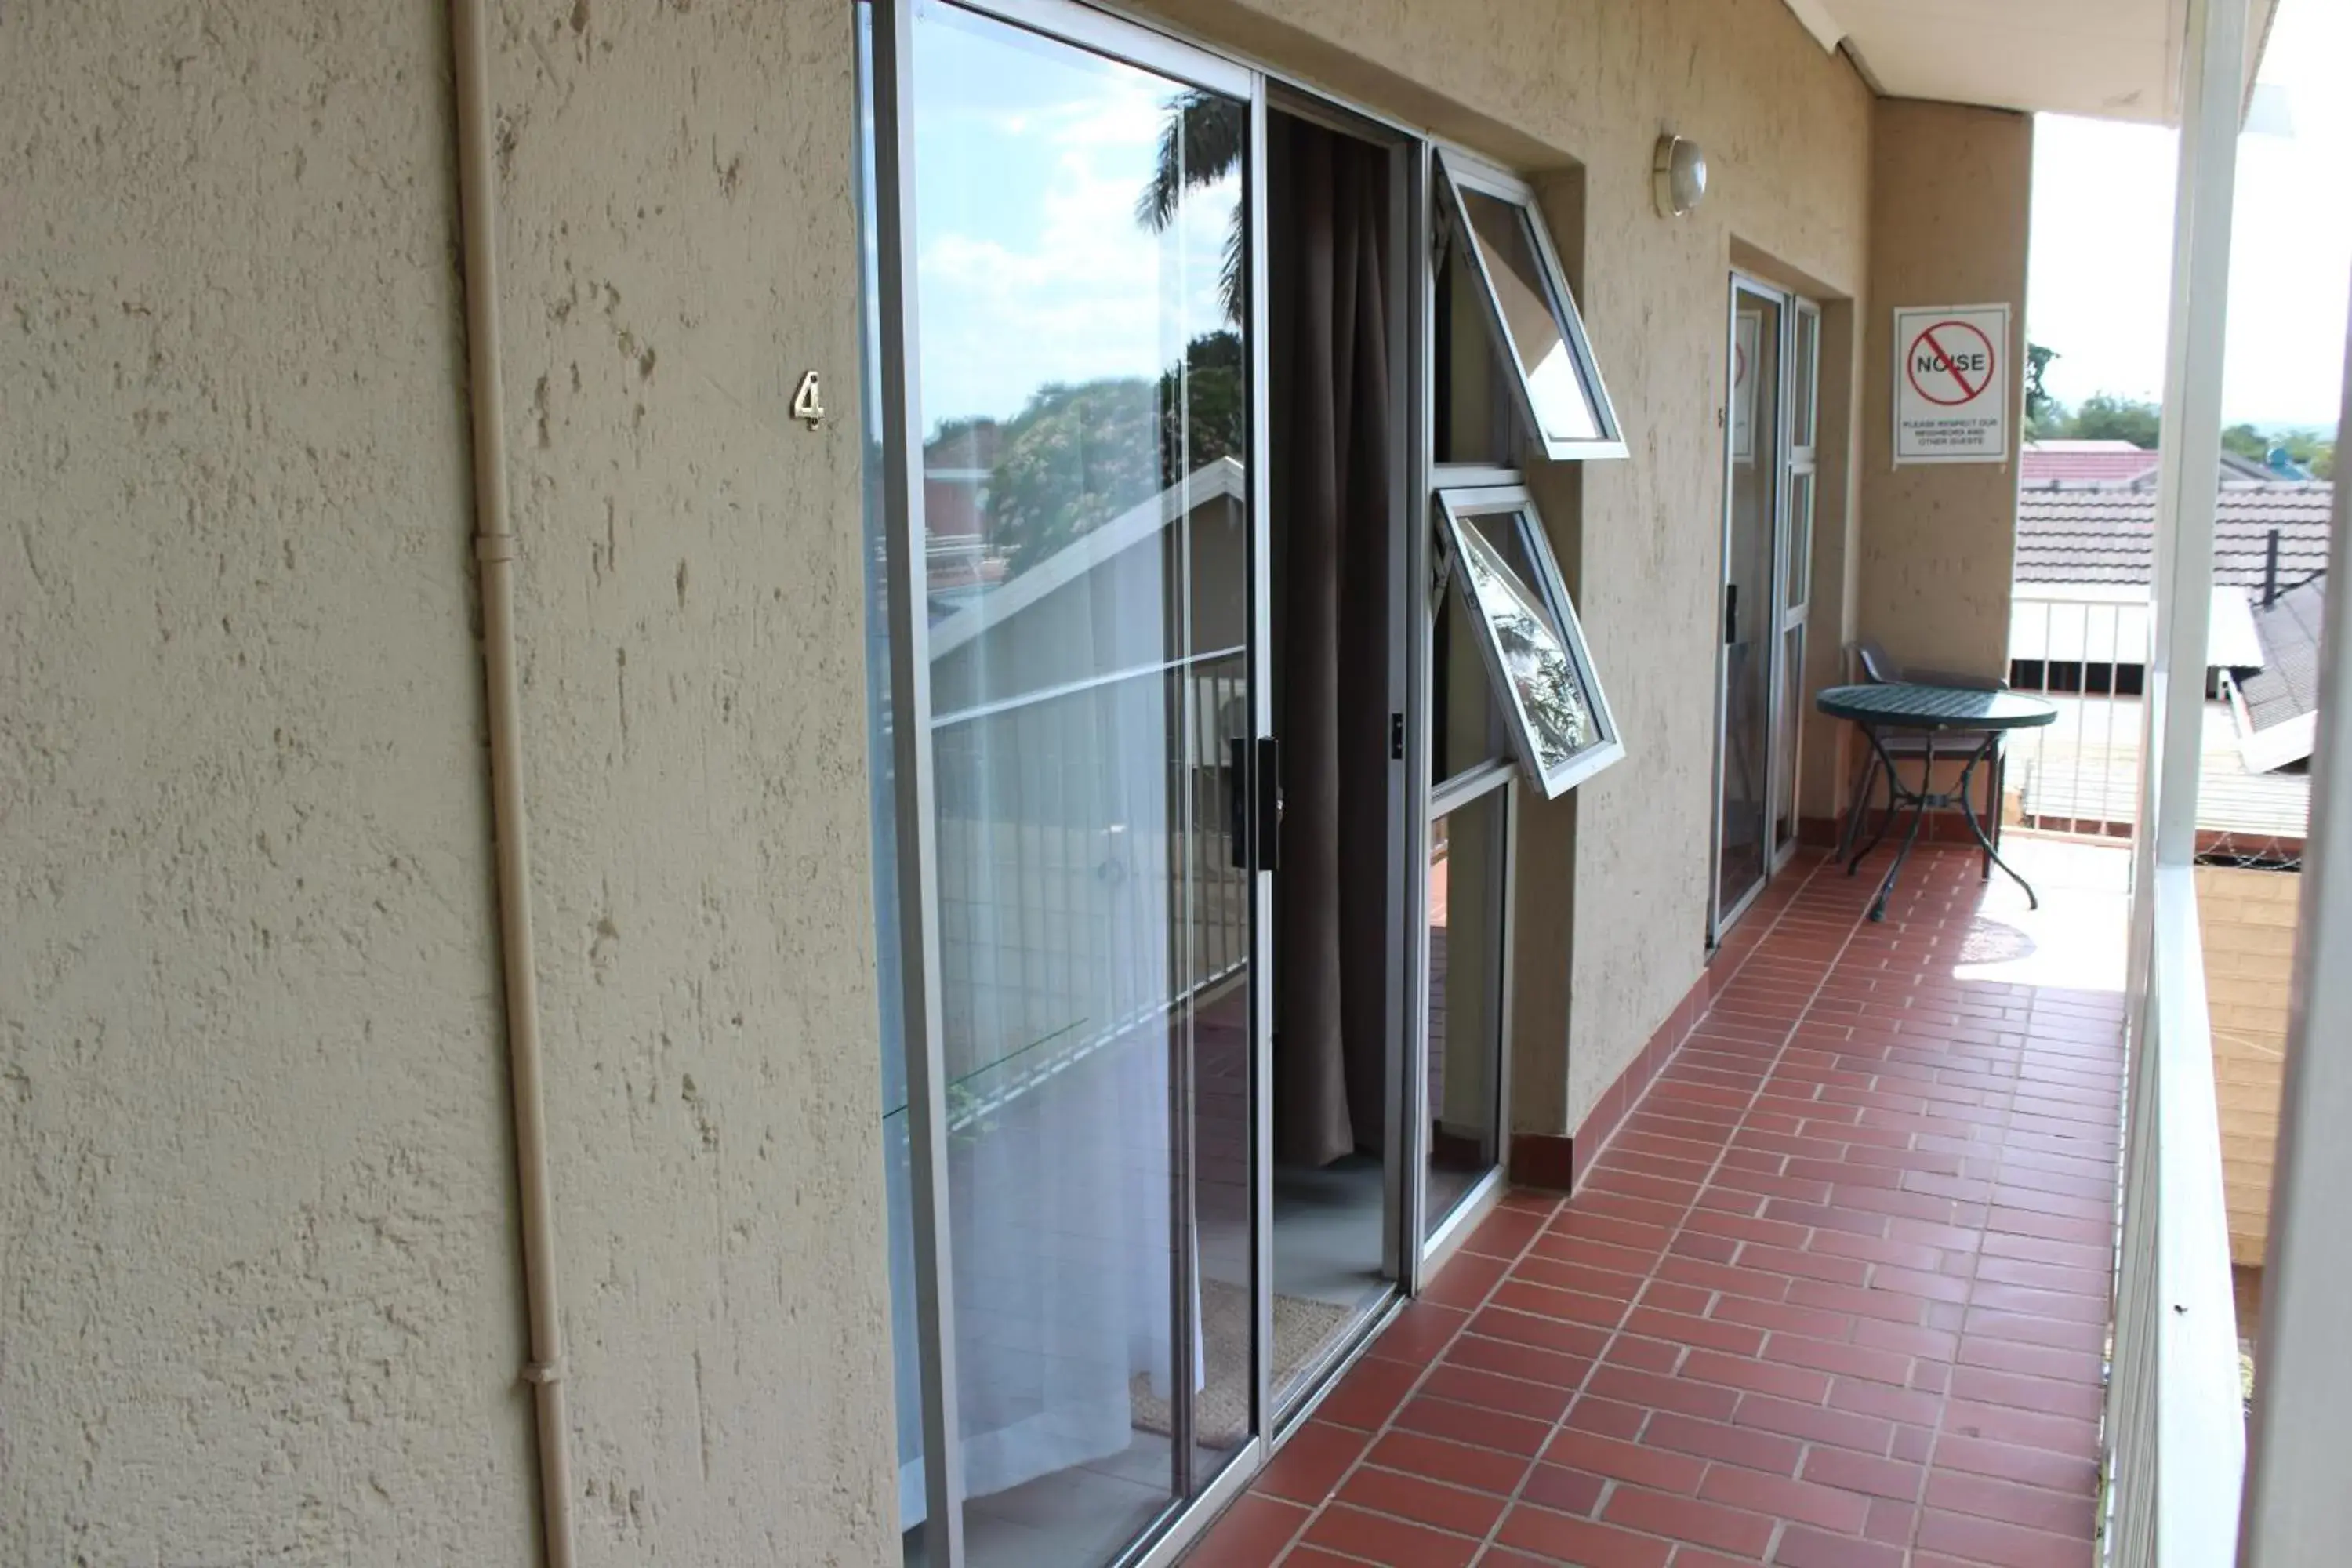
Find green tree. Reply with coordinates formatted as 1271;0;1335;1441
982;332;1246;572
1136;90;1248;326
2066;394;2163;448
2025;343;2060;428
2221;423;2269;462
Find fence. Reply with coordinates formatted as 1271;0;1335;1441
929;649;1250;1129
2008;587;2150;837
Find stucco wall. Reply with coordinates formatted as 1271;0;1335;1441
4;2;898;1564
1857;100;2032;681
1;4;535;1561
489;1;897;1562
1140;0;1875;1135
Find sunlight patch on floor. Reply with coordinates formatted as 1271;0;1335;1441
1952;833;2132;993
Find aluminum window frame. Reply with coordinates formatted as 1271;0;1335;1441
863;2;1642;1555
1432;483;1627;800
1433;148;1628;463
867;2;1272;1561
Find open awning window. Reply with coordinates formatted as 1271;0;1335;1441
1434;485;1624;798
1436;149;1625;463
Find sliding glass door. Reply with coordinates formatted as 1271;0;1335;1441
866;2;1266;1562
1711;279;1819;941
862;12;1642;1560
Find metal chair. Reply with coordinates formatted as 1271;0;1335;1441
1838;638;2009;877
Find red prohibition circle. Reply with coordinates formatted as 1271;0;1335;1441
1905;321;1996;406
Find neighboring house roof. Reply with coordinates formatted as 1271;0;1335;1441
2021;440;2161;487
2230;576;2327;773
926;457;1247;659
2013;483;2334;590
2019;440;2277;490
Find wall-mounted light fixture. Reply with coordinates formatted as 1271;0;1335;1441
1653;134;1708;219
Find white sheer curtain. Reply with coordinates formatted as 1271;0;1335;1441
893;531;1184;1524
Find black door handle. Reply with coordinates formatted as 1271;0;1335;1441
1256;735;1281;873
1726;583;1739;645
1228;737;1248;870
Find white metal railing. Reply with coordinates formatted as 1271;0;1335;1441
2105;863;2244;1563
2009;586;2150;836
928;652;1250;1128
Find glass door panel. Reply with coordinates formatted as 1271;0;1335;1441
902;2;1254;1558
1715;289;1781;926
1424;784;1507;1236
1773;622;1805;860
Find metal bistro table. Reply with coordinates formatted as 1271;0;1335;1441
1816;682;2059;922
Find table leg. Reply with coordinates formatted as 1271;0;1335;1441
1846;725;1910;877
1867;730;1933;922
1955;736;2038;909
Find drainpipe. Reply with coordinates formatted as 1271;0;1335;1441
448;2;578;1564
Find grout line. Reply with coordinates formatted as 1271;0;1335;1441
1453;850;1879;1566
1267;858;1840;1563
1253;1188;1569;1563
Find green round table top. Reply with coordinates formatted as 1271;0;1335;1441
1814;682;2059;731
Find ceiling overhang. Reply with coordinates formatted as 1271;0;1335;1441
1784;0;2281;126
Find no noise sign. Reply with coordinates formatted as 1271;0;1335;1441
1893;303;2011;463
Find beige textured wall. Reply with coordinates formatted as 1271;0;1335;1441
490;1;896;1562
1857;100;2032;681
0;4;535;1562
2196;865;2297;1265
3;2;898;1563
1140;0;1875;1134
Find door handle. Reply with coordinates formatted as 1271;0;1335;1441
1228;737;1248;870
1726;583;1739;645
1256;735;1282;873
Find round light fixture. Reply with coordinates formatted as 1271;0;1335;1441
1653;134;1708;219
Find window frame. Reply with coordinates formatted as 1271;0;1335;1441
1432;483;1626;800
1434;148;1628;463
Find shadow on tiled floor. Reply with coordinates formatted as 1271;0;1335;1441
1187;842;2125;1567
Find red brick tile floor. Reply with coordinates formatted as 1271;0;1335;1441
1187;841;2127;1568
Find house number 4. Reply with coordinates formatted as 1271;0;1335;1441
792;370;827;430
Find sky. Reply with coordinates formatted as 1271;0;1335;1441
910;0;1235;431
2027;0;2351;433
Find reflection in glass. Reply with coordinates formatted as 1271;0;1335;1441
1454;184;1602;446
1450;510;1599;779
1434;228;1516;466
1717;294;1781;921
899;2;1250;1559
1792;307;1820;449
1425;787;1505;1236
1432;585;1510;788
1787;468;1815;611
1775;623;1805;858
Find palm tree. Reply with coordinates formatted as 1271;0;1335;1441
1134;90;1247;325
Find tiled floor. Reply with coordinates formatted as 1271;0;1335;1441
1186;841;2126;1567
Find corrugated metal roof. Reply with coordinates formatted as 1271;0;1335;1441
2239;577;2327;733
2014;483;2333;589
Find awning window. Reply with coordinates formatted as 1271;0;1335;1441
1436;150;1625;462
1434;484;1624;797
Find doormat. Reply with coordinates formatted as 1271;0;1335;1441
1128;1279;1359;1448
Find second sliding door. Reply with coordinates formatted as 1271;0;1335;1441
876;2;1269;1562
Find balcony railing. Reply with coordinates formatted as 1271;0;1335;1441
2009;586;2149;837
2103;862;2245;1563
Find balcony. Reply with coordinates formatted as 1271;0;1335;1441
1191;839;2139;1567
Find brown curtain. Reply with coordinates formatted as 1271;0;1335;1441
1273;119;1392;1167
